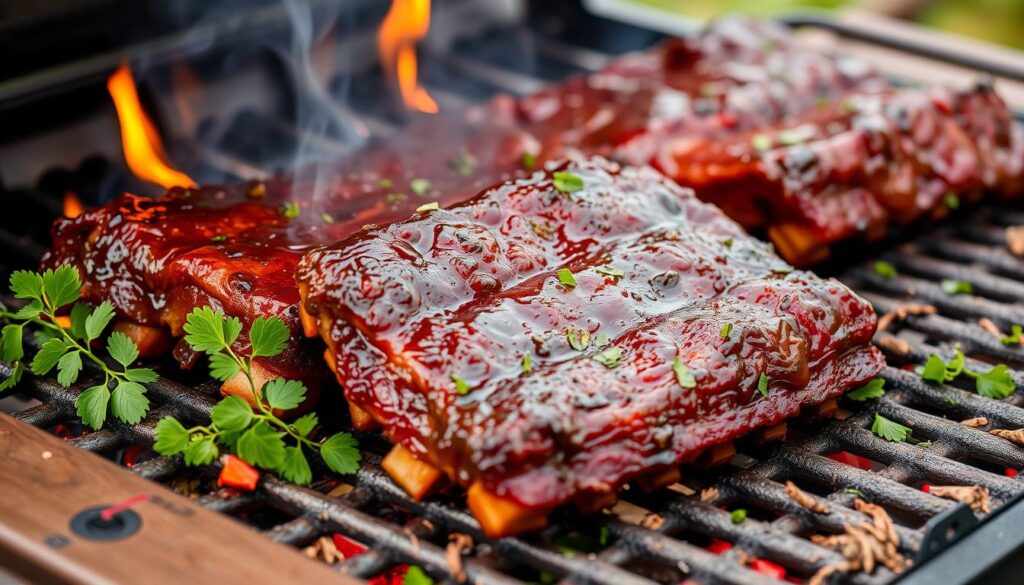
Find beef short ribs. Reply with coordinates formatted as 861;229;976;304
296;158;884;536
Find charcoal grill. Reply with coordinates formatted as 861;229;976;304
3;1;1024;583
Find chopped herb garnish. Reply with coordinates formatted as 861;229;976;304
871;413;912;442
722;237;734;249
557;267;577;288
921;349;965;384
451;374;471;395
595;265;624;281
451;152;477;177
279;201;300;218
966;364;1016;399
410;178;431;196
673;357;696;389
522;353;532;374
944;192;960;210
416;202;439;213
720;323;733;339
566;329;590;352
874;261;897;278
386;192;407;203
1001;325;1023;346
847;378;885;401
594;332;610;348
379;178;394;188
531;221;554;240
941;279;973;295
841;98;857;113
757;373;769;396
592;346;623;368
730;508;747;524
846;488;867;499
778;130;803;146
553;172;585;194
321;213;334;224
521;151;537;169
403;566;434;585
917;440;933;448
751;134;772;152
211;235;227;243
771;266;793;275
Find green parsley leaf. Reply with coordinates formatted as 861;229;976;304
184;436;219;466
1001;325;1023;346
263;378;306;410
106;331;139;367
280;201;301;218
183;306;241;353
847;378;885;401
41;265;81;308
874;261;897;279
403;566;434;585
757;373;769;396
9;270;43;300
110;380;149;424
566;328;590;351
1;324;24;363
410;178;431;196
452;374;471;395
321;432;362;475
249;316;290;358
124;367;158;383
871;413;912;442
76;384;110;430
522;353;532;374
944;193;960;210
211;395;254;432
557;267;577;288
69;302;90;341
31;338;67;375
751;134;772;151
969;364;1016;399
941;279;973;296
82;301;114;341
917;440;933;448
416;202;439;213
673;357;696;389
208;353;241;382
592;346;623;368
921;354;950;384
0;363;24;392
153;417;190;455
730;508;748;524
595;265;624;281
56;350;82;387
521;151;537;169
14;300;42;320
553;172;584;193
720;323;733;339
237;421;286;469
292;412;319;437
279;445;313;484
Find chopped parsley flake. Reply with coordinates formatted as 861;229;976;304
566;329;591;352
720;323;733;339
553;172;585;193
522;353;532;374
944;192;960;210
778;130;804;146
416;202;439;213
386;192;407;203
410;178;431;196
321;213;334;224
1002;325;1023;346
757;373;769;396
594;332;610;348
917;440;933;448
592;346;623;368
874;261;897;279
521;151;537;169
595;265;624;281
451;374;471;395
941;279;973;295
210;235;226;243
673;357;696;389
846;378;885;401
846;488;867;499
279;201;300;218
871;413;912;442
751;134;772;152
771;266;793;275
730;508;747;524
722;238;734;249
966;364;1016;399
557;268;577;288
379;178;394;188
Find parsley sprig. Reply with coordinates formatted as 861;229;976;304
920;348;1015;399
0;266;156;429
153;307;360;484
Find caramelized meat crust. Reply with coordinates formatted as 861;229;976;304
297;158;884;512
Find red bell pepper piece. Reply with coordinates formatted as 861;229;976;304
217;455;260;491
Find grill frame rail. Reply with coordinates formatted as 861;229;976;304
3;5;1024;584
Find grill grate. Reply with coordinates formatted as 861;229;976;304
4;8;1024;585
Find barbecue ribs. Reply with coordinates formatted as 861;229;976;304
296;158;884;536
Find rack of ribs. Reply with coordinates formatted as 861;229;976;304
296;157;884;537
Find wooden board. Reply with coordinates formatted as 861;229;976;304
0;413;359;585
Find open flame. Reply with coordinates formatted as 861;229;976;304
378;0;438;114
107;64;196;190
63;191;83;219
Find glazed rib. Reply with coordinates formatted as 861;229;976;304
296;158;884;536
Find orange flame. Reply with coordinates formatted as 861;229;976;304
107;64;196;190
378;0;438;114
63;191;83;219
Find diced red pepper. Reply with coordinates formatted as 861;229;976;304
707;539;733;554
719;112;738;128
750;558;787;580
368;565;408;585
217;455;260;491
332;533;369;559
827;451;873;471
1007;468;1018;478
122;444;146;467
932;97;951;114
921;483;931;493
